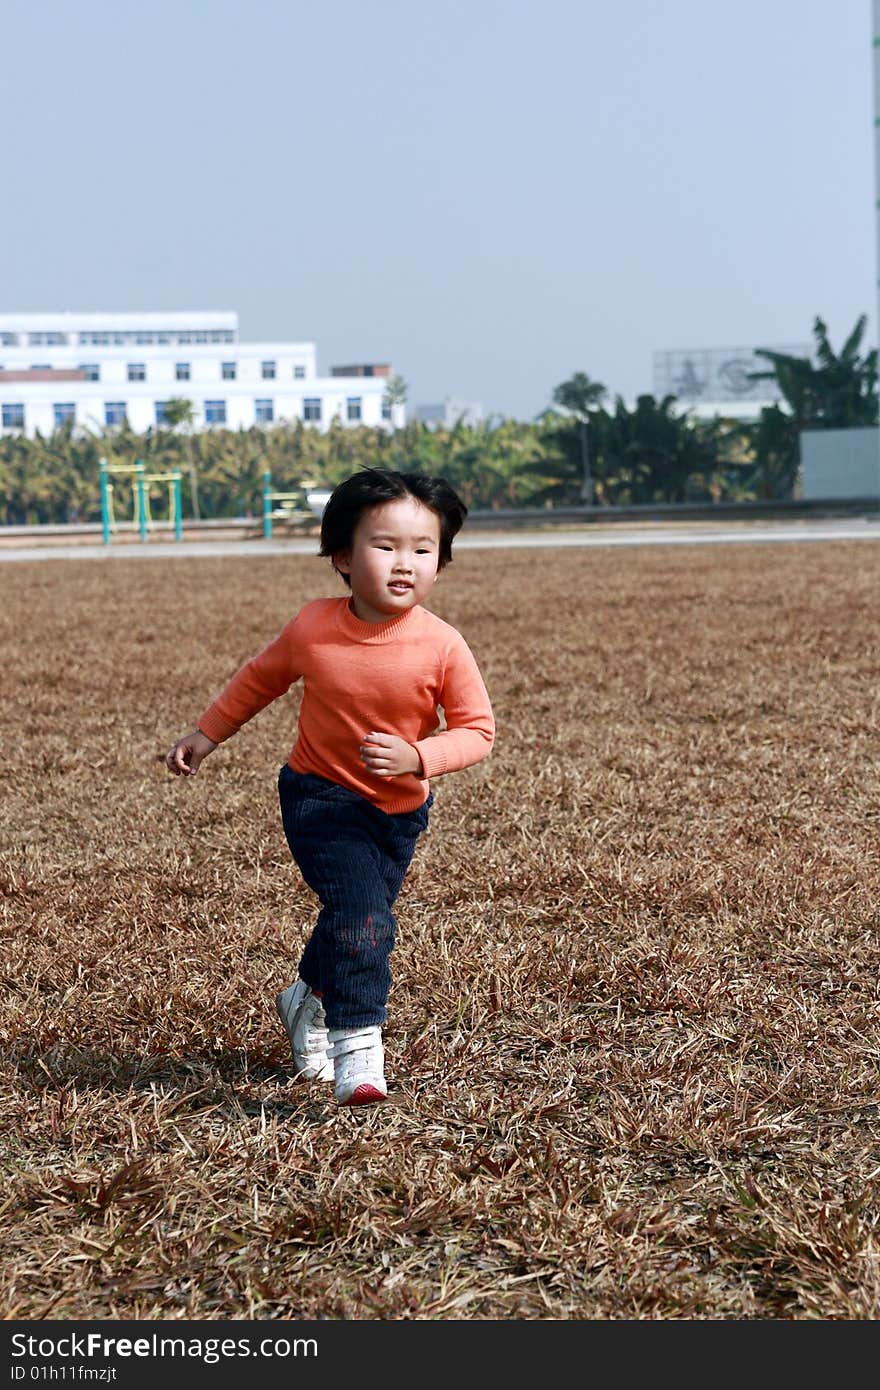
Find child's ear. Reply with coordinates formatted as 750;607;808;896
333;551;351;576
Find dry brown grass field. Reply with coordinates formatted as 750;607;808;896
3;539;880;1321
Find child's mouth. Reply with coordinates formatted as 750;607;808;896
388;582;413;593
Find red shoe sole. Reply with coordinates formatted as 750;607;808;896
340;1083;387;1106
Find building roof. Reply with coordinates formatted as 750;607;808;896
0;369;87;382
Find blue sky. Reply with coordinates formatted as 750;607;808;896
2;0;874;419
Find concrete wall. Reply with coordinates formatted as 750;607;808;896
800;427;880;500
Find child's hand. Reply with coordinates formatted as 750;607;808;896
359;732;423;778
165;729;218;777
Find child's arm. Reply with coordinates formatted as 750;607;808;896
418;633;494;776
198;620;303;744
415;645;494;777
165;616;304;776
360;633;494;780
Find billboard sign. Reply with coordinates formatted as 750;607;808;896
653;345;811;403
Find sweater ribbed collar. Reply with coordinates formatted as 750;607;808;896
335;597;422;644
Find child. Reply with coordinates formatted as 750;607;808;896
165;468;494;1106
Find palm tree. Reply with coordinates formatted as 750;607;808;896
742;315;878;499
530;393;730;506
161;397;199;519
551;372;608;502
552;371;607;417
751;315;878;430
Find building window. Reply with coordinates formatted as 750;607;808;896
255;399;274;424
294;364;306;379
1;403;24;429
53;403;76;428
261;360;276;380
346;396;362;422
303;398;321;423
381;398;392;421
205;399;227;425
29;331;67;346
176;362;191;381
0;333;19;346
155;401;172;426
79;364;100;381
104;402;127;427
221;361;237;380
127;363;146;382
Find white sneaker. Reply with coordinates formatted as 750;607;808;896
275;980;334;1082
327;1025;387;1106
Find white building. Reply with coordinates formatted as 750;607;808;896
0;311;404;437
415;397;484;429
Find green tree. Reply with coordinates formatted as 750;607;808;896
161;397;200;519
551;372;608;503
594;394;725;504
751;315;878;430
552;371;607;417
382;374;408;431
741;404;800;500
743;315;878;499
529;386;726;506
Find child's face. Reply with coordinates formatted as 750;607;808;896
335;496;442;623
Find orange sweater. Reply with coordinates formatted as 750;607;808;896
198;597;495;814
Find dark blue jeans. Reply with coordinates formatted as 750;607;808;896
278;766;432;1029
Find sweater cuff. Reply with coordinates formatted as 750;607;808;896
414;737;448;779
198;706;239;744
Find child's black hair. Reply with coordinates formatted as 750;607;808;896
319;468;468;586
